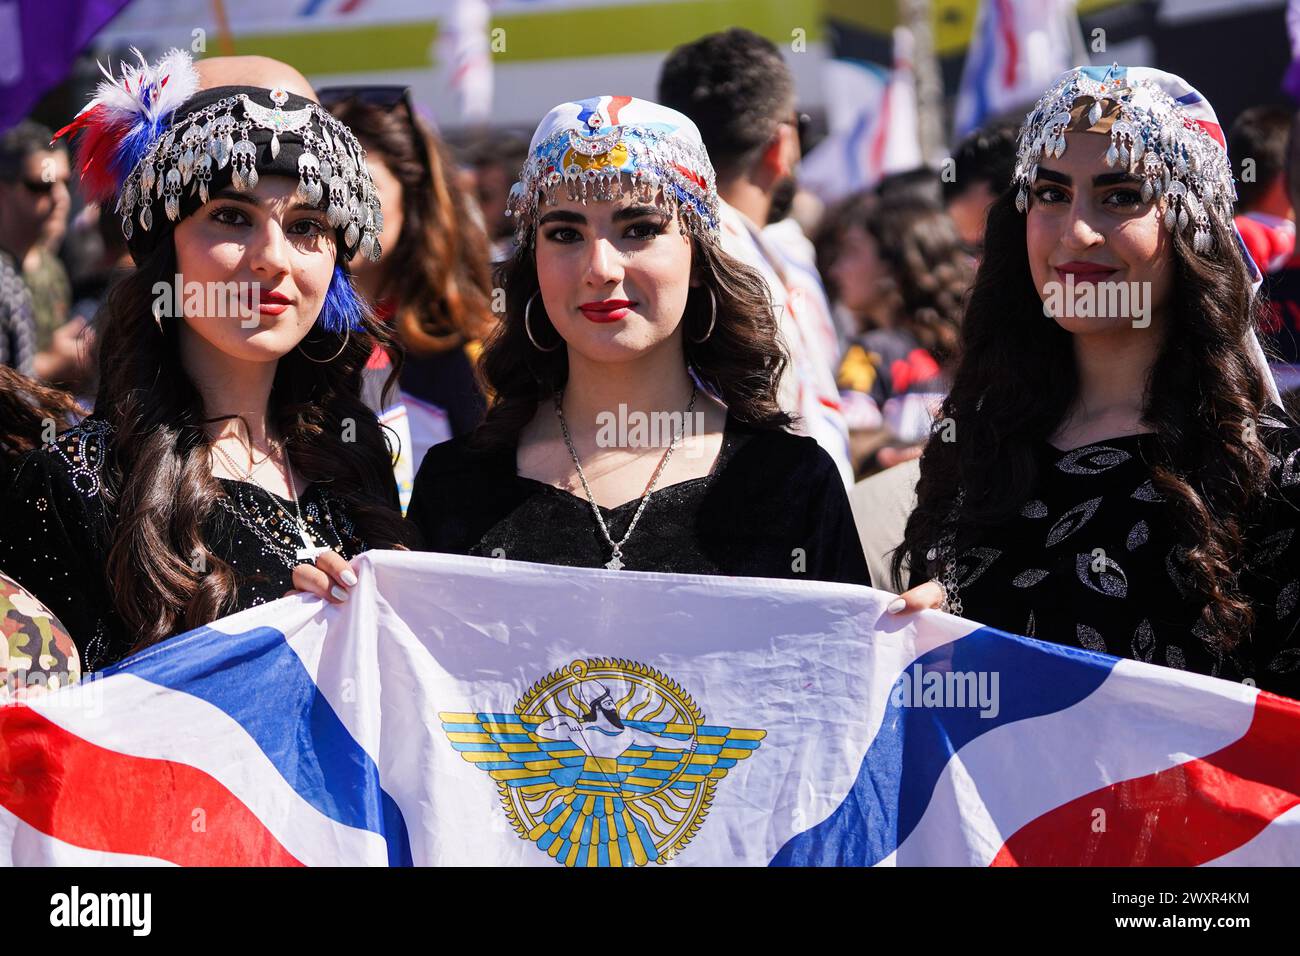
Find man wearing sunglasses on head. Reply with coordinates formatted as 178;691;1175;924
0;121;71;378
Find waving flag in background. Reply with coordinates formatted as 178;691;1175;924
3;550;1299;867
439;0;493;121
802;27;923;203
954;0;1085;140
0;0;134;133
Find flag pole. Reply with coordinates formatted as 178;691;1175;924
210;0;237;57
901;0;948;164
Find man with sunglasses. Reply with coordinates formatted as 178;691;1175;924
658;28;852;488
0;121;69;376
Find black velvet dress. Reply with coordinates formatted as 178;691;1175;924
907;415;1300;699
0;417;390;672
407;413;873;587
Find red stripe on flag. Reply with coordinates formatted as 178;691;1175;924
996;0;1019;87
0;704;303;866
990;691;1300;866
869;83;892;175
607;95;632;126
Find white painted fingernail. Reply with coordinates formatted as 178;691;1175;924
887;598;906;614
330;585;349;602
341;569;358;587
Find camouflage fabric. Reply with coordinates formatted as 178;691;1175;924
1;568;79;698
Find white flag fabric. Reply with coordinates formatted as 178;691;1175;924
802;27;923;203
954;0;1084;139
4;550;1300;867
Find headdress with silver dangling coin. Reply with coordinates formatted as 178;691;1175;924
115;86;384;262
1011;64;1236;256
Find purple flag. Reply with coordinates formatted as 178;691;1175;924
0;0;134;133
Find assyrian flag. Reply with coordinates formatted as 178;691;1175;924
954;0;1085;140
3;551;1299;866
802;27;923;203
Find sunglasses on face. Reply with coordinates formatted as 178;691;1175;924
794;112;811;144
20;177;61;196
776;113;812;152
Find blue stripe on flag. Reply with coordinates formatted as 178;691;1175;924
769;625;1118;866
108;624;413;866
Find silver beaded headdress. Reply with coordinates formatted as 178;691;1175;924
1012;64;1238;255
506;95;721;245
55;48;383;264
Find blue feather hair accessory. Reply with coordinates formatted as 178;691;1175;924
318;266;371;334
57;48;384;267
53;48;199;205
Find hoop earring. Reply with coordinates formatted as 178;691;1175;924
524;291;561;352
689;287;717;344
297;326;350;364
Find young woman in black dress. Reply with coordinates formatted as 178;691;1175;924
0;53;415;671
407;96;870;585
889;65;1300;699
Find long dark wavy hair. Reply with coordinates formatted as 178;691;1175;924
893;186;1273;650
328;98;495;353
93;235;418;653
0;366;84;463
858;197;975;365
473;227;792;448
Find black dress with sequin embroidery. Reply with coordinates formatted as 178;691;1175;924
0;417;384;672
907;415;1300;699
407;413;872;587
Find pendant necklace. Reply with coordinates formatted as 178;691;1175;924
211;440;328;563
553;384;697;570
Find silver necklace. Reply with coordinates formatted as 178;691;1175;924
211;441;328;563
553;384;697;570
209;434;278;481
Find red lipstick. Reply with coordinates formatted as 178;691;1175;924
255;288;293;316
579;298;635;323
1055;261;1119;284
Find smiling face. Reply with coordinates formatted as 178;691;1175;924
1025;131;1174;334
171;174;337;363
532;184;695;364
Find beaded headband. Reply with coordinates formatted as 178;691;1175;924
55;48;383;264
506;95;721;244
1013;64;1237;255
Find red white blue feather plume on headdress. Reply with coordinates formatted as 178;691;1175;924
53;48;200;205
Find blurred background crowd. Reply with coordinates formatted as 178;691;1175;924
3;0;1299;488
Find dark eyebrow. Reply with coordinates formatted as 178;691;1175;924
538;209;586;225
211;188;323;215
1092;171;1142;187
537;205;669;227
1034;168;1071;186
1033;168;1142;188
612;204;669;222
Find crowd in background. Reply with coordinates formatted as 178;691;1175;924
3;28;1300;694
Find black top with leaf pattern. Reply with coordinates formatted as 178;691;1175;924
909;414;1300;699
